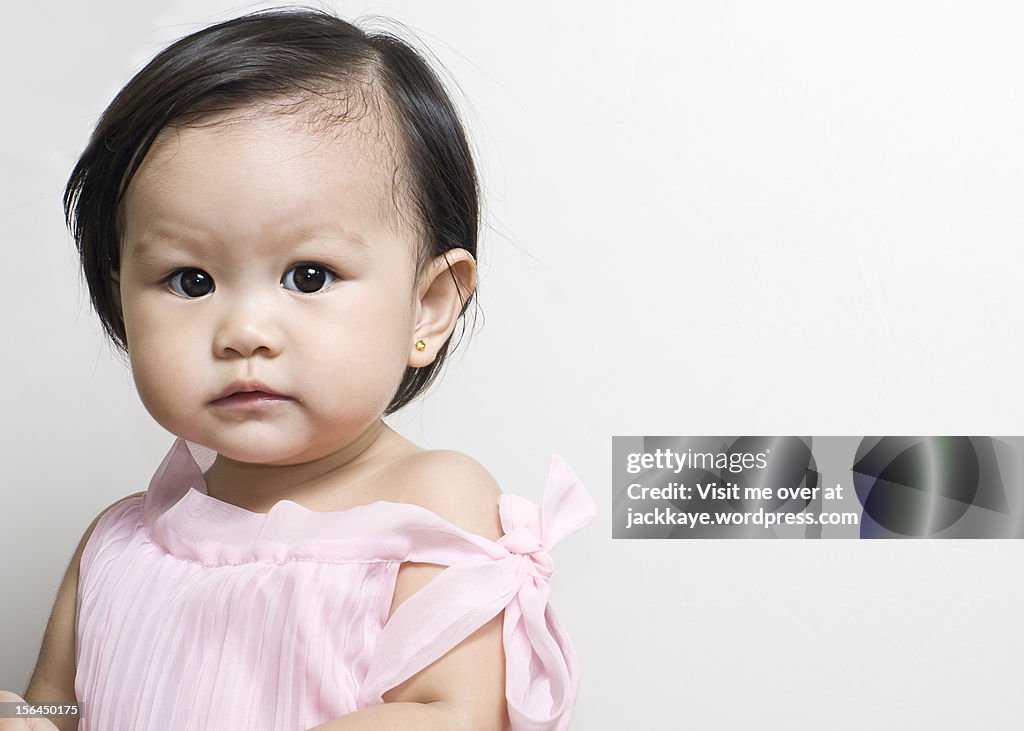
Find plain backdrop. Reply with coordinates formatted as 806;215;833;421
3;1;1024;728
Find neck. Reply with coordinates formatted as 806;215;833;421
202;420;415;513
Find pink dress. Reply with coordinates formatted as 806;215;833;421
75;437;595;731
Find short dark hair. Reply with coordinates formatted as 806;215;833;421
64;6;479;414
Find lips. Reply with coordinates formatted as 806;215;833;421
211;379;290;403
212;391;291;409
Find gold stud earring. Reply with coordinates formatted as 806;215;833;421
415;339;427;352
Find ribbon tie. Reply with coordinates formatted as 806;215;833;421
358;454;596;731
497;455;596;731
497;455;596;573
498;525;553;580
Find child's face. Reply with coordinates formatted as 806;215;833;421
116;109;423;464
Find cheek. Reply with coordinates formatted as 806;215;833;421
128;339;186;412
310;327;404;396
305;302;414;410
122;301;202;407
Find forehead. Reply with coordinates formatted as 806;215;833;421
121;107;412;260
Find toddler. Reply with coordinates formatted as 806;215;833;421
1;8;594;731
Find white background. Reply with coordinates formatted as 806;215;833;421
3;1;1023;728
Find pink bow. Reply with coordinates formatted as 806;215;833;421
498;455;596;731
357;455;595;731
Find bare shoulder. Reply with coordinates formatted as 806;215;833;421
383;453;509;727
391;450;504;542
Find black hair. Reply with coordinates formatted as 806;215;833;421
64;6;479;414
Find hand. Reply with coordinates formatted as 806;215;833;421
0;692;61;731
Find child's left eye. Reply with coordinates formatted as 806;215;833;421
281;263;338;294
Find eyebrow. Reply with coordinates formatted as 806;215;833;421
125;224;370;263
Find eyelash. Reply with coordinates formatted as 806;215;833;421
161;263;340;298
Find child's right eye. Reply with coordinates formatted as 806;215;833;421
166;269;214;298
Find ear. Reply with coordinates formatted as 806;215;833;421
408;248;476;368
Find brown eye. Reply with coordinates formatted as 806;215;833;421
168;269;214;298
282;263;337;294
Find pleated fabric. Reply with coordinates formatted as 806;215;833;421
75;438;595;730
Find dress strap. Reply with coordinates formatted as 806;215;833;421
358;456;596;731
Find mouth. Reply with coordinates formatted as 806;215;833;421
211;379;292;406
211;391;292;409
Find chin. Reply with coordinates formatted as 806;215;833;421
218;438;305;464
167;425;295;463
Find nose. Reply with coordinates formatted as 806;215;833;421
212;294;284;360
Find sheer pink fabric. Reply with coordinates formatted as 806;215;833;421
75;438;595;730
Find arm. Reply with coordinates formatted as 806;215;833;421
20;493;144;731
307;452;509;731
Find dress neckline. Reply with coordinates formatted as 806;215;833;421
140;437;504;567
